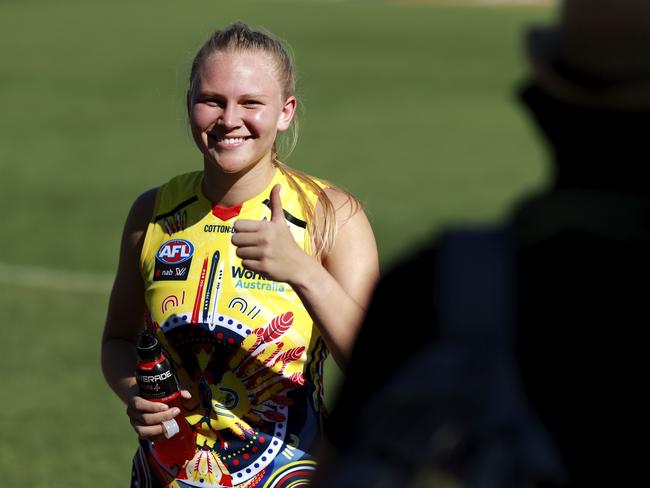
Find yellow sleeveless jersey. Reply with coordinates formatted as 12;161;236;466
135;169;327;488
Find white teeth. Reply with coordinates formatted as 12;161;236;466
222;137;245;144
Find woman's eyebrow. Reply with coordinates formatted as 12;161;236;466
239;93;270;99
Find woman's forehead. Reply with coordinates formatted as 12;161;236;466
202;49;278;75
194;51;282;97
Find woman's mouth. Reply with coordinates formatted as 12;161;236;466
209;134;250;149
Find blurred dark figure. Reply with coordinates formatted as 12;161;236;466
319;0;650;486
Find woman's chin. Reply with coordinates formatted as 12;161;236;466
204;157;258;177
204;151;272;177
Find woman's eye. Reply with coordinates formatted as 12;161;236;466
242;100;261;108
198;98;222;107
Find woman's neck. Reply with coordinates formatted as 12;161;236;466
201;159;276;207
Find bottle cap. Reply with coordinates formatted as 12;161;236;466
162;419;179;439
137;329;162;360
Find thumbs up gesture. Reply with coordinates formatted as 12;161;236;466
232;184;312;284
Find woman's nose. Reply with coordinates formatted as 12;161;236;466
218;104;241;129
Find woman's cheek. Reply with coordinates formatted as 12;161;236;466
191;105;216;129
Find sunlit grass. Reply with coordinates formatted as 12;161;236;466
0;1;552;485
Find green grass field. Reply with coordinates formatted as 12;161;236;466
0;0;552;484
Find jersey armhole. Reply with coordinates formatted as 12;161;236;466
138;188;161;281
308;179;335;260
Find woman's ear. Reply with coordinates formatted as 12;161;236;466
277;96;297;132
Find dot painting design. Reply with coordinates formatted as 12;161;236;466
157;312;304;486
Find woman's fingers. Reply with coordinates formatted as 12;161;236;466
130;395;169;413
129;412;180;440
139;407;181;426
235;246;264;260
127;396;182;440
231;231;263;247
229;186;301;283
233;219;263;233
127;404;180;427
130;421;165;440
240;259;263;273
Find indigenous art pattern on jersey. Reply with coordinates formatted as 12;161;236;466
134;170;328;488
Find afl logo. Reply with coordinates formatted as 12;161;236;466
156;239;194;264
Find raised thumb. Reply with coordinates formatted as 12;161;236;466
269;184;284;222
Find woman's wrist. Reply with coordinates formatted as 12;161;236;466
287;252;327;296
117;377;139;405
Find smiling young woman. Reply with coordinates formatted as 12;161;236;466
101;22;379;488
190;50;295;182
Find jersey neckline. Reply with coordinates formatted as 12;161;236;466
194;168;283;221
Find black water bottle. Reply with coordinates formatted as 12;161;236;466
135;329;195;466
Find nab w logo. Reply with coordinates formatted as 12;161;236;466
156;239;194;264
154;239;193;282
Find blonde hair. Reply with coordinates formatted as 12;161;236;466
188;21;359;258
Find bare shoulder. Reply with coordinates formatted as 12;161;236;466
318;186;364;227
128;188;158;228
134;187;158;211
123;188;158;245
316;185;376;248
317;186;379;306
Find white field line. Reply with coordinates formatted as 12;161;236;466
0;262;114;295
475;0;556;4
394;0;556;5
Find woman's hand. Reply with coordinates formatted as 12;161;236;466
234;183;379;367
126;390;192;441
232;184;314;285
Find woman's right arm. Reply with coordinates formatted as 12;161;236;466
101;188;182;440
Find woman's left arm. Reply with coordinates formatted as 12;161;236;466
232;185;379;367
300;187;379;367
